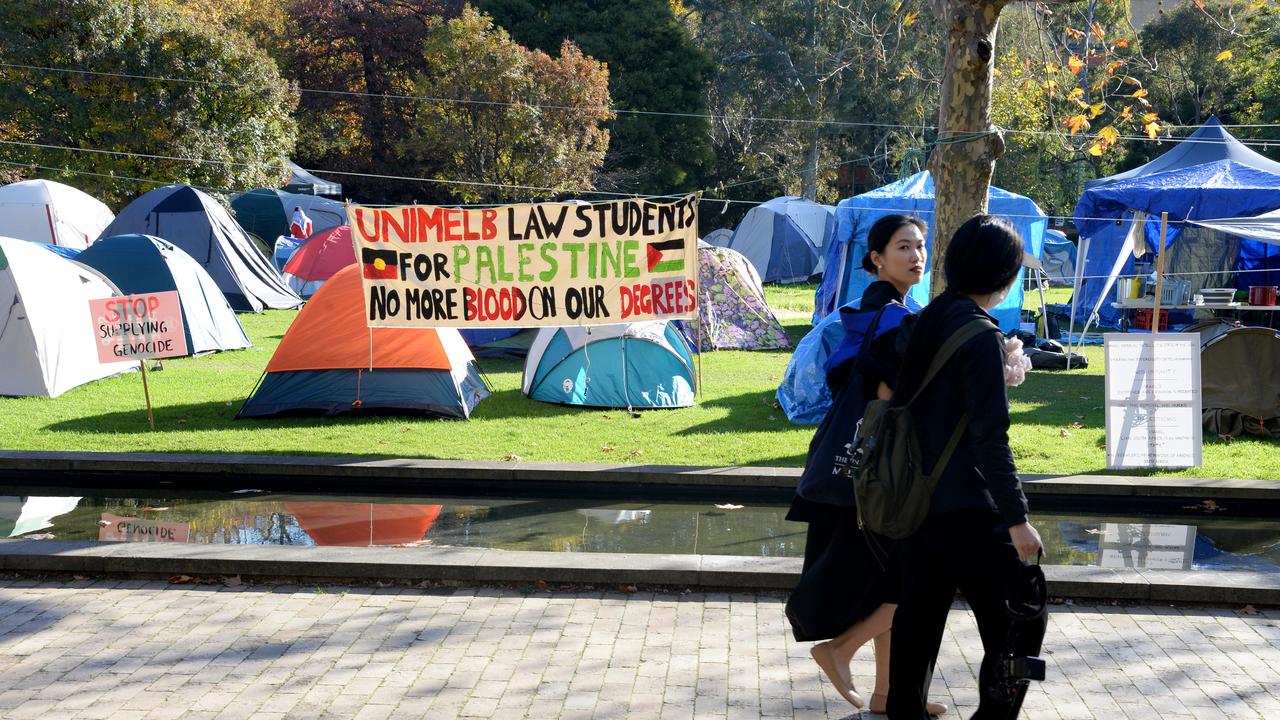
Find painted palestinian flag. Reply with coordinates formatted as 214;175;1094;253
646;238;686;274
362;247;398;280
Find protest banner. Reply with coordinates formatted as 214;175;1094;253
348;195;700;328
88;291;188;430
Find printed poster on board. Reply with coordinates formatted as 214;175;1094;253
1104;333;1203;468
348;195;700;328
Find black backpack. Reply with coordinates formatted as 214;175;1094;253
848;317;999;539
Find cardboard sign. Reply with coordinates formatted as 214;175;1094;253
349;196;700;328
1104;333;1202;468
89;291;188;362
98;513;191;543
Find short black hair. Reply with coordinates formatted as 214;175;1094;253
943;214;1023;295
861;214;928;274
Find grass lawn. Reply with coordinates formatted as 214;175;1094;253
0;285;1275;479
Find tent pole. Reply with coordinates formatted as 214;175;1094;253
1067;236;1089;369
695;317;703;399
1151;212;1170;332
694;239;704;398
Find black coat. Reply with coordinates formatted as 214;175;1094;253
894;292;1028;527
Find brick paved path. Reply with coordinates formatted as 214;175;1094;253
0;579;1277;719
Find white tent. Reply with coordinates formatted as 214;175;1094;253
0;180;114;249
0;237;133;397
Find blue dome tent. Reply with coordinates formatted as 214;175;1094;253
814;171;1046;332
521;322;696;409
1071;118;1280;334
712;197;833;284
100;185;301;312
77;234;251;355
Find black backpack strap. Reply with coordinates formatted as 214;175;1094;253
901;317;999;408
919;318;1001;479
929;415;969;480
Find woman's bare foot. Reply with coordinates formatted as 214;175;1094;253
868;692;949;715
811;642;864;708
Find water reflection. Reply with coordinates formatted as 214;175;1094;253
1;496;82;537
2;492;1278;572
283;502;442;547
1097;523;1196;570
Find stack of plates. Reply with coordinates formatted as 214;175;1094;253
1199;288;1236;306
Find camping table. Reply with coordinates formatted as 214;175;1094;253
1111;301;1280;331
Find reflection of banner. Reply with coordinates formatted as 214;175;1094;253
98;513;191;543
348;195;700;328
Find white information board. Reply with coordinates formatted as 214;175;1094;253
1104;333;1202;468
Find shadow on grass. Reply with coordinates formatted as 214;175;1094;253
41;399;482;437
671;390;808;438
1008;369;1106;428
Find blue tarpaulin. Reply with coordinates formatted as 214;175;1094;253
813;171;1046;332
777;293;922;424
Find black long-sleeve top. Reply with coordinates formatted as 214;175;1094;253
893;291;1029;527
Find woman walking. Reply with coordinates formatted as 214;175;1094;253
787;214;946;715
885;215;1046;720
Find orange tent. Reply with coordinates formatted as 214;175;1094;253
285;501;443;546
237;265;489;417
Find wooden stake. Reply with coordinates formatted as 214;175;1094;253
139;360;155;431
1151;212;1169;333
693;240;703;399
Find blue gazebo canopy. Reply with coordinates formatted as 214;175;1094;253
1071;117;1280;328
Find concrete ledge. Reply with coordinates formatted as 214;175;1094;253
1;450;1276;503
4;540;1277;605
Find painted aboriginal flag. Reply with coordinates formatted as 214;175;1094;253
362;247;399;280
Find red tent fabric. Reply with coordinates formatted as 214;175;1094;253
281;225;355;298
285;501;443;546
283;225;354;281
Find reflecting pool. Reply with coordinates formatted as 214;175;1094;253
3;491;1278;572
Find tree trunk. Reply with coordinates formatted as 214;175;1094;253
800;129;820;201
927;0;1009;298
360;43;388;163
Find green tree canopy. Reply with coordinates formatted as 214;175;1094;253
688;0;940;216
0;0;297;207
481;0;715;195
401;7;612;203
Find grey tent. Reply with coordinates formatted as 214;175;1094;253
285;162;343;197
99;185;301;312
1198;326;1280;437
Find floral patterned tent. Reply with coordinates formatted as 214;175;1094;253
686;243;791;351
